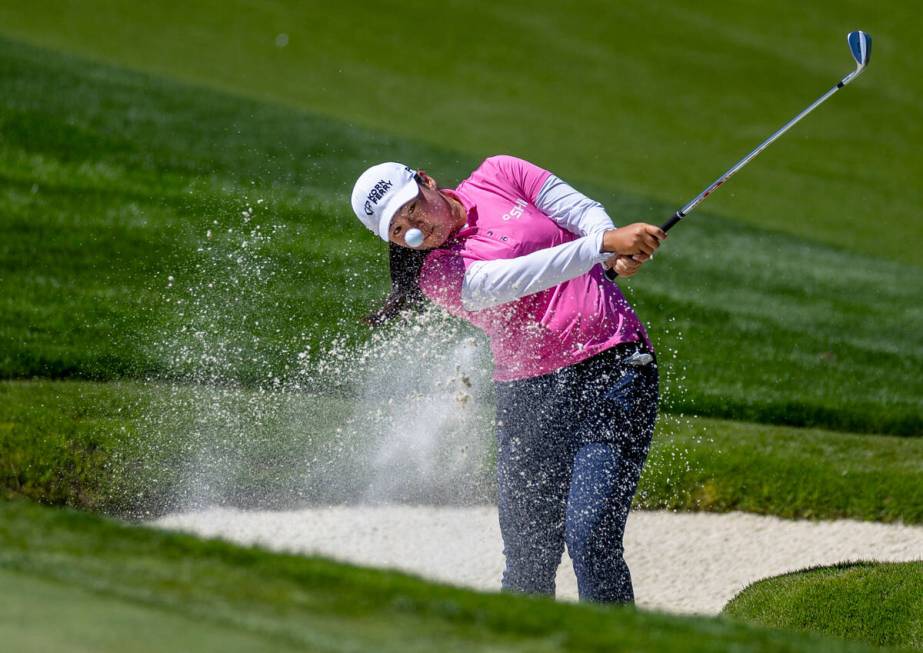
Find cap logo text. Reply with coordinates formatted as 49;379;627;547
364;179;394;215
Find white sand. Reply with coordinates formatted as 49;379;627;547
153;506;923;615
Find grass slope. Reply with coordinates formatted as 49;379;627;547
1;37;921;434
1;0;921;265
3;380;921;522
0;499;895;653
724;561;923;651
0;568;297;653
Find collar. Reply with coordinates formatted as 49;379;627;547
441;188;477;237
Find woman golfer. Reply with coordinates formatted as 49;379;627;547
351;156;664;604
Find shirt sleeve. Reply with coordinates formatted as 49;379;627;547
461;231;612;311
534;174;617;236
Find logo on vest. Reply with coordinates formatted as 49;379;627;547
364;179;394;216
502;198;528;221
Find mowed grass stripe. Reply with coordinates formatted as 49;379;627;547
0;1;921;265
2;380;921;523
0;499;894;653
1;36;921;433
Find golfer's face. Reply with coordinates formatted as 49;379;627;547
388;179;457;250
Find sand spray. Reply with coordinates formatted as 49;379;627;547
126;201;494;516
119;200;700;517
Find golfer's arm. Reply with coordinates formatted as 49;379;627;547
461;232;612;311
534;175;616;236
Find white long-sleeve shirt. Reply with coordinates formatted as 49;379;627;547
461;175;616;311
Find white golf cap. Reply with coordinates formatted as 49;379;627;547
351;162;419;241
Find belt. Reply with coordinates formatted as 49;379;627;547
595;341;655;368
556;342;654;384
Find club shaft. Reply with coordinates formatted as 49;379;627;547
675;74;855;223
605;65;864;281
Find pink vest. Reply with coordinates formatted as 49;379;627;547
419;155;652;381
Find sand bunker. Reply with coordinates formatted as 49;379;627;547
154;506;923;615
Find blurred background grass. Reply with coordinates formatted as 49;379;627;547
1;2;922;651
2;0;921;264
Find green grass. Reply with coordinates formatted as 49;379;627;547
0;568;300;653
639;415;923;523
724;561;923;651
0;7;919;651
3;380;921;523
1;0;921;266
1;36;921;434
0;498;896;653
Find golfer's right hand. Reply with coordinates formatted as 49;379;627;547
601;224;666;261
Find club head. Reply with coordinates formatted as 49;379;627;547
847;30;872;72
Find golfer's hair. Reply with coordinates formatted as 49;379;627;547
364;242;428;326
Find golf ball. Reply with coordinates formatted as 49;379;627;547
405;228;424;248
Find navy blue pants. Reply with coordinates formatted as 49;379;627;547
494;343;658;604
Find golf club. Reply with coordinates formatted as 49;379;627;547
606;30;872;281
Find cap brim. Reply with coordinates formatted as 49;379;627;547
377;181;420;241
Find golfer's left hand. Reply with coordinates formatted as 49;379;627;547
605;255;643;277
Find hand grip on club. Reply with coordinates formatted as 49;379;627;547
604;211;682;281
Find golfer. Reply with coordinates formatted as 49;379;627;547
350;156;664;604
